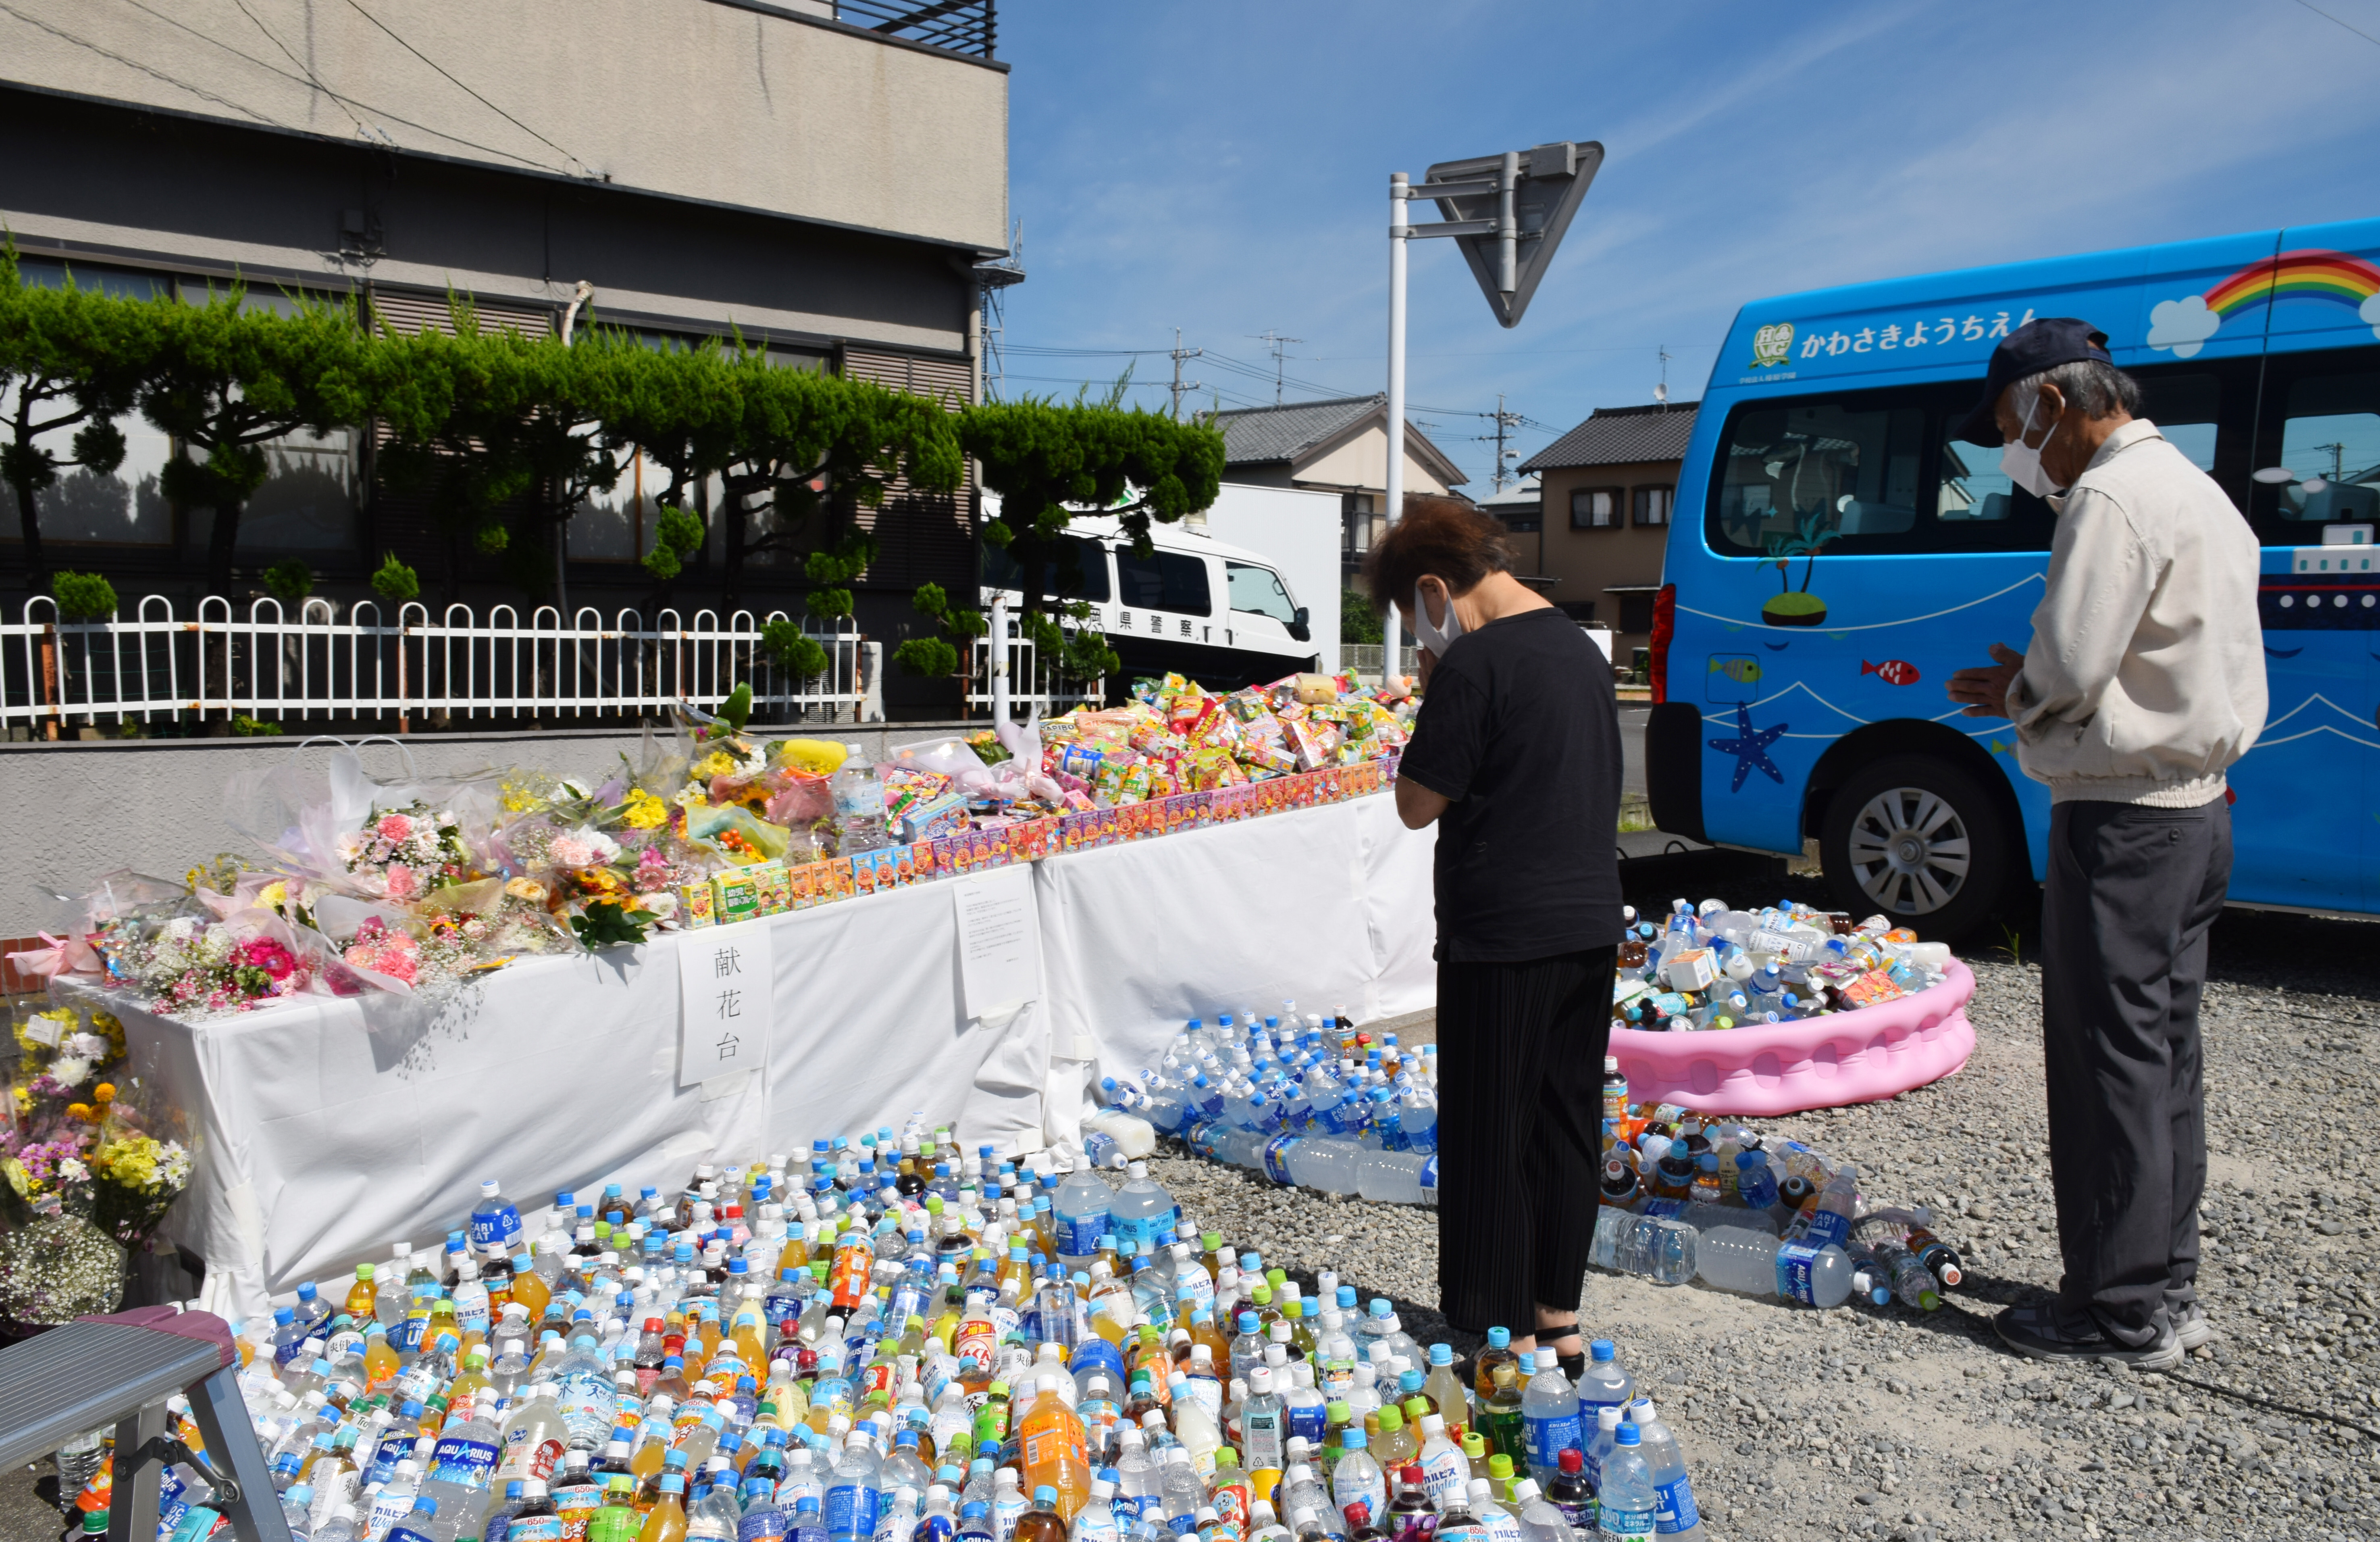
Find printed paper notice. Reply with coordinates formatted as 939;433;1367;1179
679;919;774;1085
954;867;1039;1022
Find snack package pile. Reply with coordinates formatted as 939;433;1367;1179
1613;898;1952;1032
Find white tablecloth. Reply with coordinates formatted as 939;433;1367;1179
1036;794;1437;1115
118;795;1437;1318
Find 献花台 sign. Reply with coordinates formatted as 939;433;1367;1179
678;919;775;1085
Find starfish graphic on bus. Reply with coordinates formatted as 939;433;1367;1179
1709;703;1788;792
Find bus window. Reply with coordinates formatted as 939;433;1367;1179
1117;548;1212;615
1225;561;1298;624
2257;369;2380;530
1708;398;1924;556
2135;371;2222;473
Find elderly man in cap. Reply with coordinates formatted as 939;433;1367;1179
1946;318;2265;1368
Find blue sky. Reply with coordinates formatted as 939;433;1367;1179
994;0;2380;490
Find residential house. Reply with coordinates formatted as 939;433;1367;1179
1204;395;1468;588
1519;401;1698;671
1476;474;1550;583
0;0;1007;713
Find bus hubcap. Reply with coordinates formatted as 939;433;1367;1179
1847;786;1972;916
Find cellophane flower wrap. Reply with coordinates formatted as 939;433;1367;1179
0;1001;193;1325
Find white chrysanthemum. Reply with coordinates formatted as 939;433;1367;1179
197;928;234;965
50;1056;89;1088
164;917;198;942
148;942;188;973
158;1143;191;1186
65;1033;109;1061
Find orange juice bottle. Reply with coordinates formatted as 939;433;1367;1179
344;1264;379;1323
1015;1374;1093;1519
637;1471;688;1542
362;1325;400;1390
730;1306;768;1372
511;1257;552;1326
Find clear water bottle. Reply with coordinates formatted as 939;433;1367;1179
1593;1425;1656;1542
1574;1340;1634;1421
1107;1163;1178;1250
1623;1400;1702;1542
1518;1351;1582;1487
1591;1214;1696;1285
1694;1227;1854;1309
832;748;892;855
53;1429;105;1501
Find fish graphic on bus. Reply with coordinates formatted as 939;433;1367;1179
1861;659;1921;686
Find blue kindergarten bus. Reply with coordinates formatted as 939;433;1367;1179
1646;218;2380;935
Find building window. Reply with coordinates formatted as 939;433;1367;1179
1616;593;1658;633
1571;488;1619;529
1342;492;1377;558
1633;486;1672;527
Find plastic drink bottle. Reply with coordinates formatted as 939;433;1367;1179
1517;1353;1579;1487
1466;1478;1519;1542
1582;1408;1621;1493
1430;1487;1487;1542
1871;1242;1942;1311
498;1383;570;1485
1107;1166;1178;1253
1620;1403;1699;1542
1384;1466;1433;1542
1238;1366;1286;1475
1067;1479;1117;1542
639;1474;690;1542
1544;1452;1592;1537
386;1496;455;1542
1157;1450;1203;1534
1328;1429;1385;1534
1371;1406;1417;1472
1012;1487;1069;1542
1479;1365;1523;1468
1801;1167;1859;1249
826;1434;884;1542
423;1397;506;1529
1590;1427;1652;1542
1507;1481;1568;1542
953;1502;994;1542
1412;1413;1467;1511
1692;1229;1854;1309
1573;1342;1633;1423
1017;1375;1094;1519
832;754;892;854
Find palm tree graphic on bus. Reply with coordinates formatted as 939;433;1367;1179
1761;506;1837;627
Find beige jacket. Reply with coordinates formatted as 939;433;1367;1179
2006;419;2266;806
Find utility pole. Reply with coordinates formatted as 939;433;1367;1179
1477;392;1525;493
1168;328;1205;421
1252;329;1303;406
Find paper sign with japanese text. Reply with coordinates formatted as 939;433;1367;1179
678;919;774;1086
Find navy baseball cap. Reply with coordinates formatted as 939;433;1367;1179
1955;318;2114;446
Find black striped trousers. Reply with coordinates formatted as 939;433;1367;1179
1433;946;1616;1336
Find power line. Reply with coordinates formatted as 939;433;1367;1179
1250;330;1304;406
1167;327;1203;422
2296;0;2380;50
337;0;594;177
228;0;372;142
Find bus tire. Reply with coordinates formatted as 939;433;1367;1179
1818;754;2012;940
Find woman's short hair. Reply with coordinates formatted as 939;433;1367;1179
1361;496;1513;612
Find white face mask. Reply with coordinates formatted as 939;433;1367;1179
1999;391;2063;499
1411;581;1463;655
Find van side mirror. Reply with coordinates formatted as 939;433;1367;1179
1289;606;1311;643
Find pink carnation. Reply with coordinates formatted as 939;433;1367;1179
383;863;422;901
376;813;414;842
237;938;298;980
549;836;596;869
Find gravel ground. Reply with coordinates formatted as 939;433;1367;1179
1145;900;2380;1542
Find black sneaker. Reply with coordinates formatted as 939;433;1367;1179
1995;1302;2182;1369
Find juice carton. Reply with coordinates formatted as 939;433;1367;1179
678;880;717;929
751;861;791;916
713;868;760;924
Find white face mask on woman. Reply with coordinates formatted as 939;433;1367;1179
1999;391;2063;499
1412;580;1464;654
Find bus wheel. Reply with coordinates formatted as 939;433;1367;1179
1819;754;2011;940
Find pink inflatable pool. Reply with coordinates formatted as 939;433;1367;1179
1610;959;1977;1117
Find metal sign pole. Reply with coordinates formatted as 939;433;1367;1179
1381;171;1410;692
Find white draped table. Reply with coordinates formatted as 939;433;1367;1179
116;795;1438;1317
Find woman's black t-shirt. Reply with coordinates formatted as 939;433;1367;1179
1395;606;1624;963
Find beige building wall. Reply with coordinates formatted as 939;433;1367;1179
1536;458;1681;665
1296;425;1459;498
0;0;1009;252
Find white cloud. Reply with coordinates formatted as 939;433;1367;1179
2148;296;2222;358
2361;292;2380;342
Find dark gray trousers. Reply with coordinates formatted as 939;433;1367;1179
2040;797;2231;1348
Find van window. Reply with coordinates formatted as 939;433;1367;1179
1708;398;1924;556
1117;548;1211;615
982;535;1112;602
2264;370;2380;526
1225;561;1299;624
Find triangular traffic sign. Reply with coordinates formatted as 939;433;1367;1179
1420;140;1604;328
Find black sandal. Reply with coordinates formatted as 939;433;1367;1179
1537;1316;1587;1379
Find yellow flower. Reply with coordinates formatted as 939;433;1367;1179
622;789;668;830
65;1102;93;1122
504;877;550;905
692;750;740;780
259;880;289;912
92;1084;114;1104
10;1087;30;1117
2;1158;27;1198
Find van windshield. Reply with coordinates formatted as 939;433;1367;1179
1225;562;1298;624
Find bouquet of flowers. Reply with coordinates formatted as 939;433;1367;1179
0;1002;193;1327
337;801;475;903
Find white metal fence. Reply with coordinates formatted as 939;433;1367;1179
966;619;1104;719
3;596;875;733
1340;643;1420;679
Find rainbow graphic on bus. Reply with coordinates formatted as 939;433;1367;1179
2148;248;2380;357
